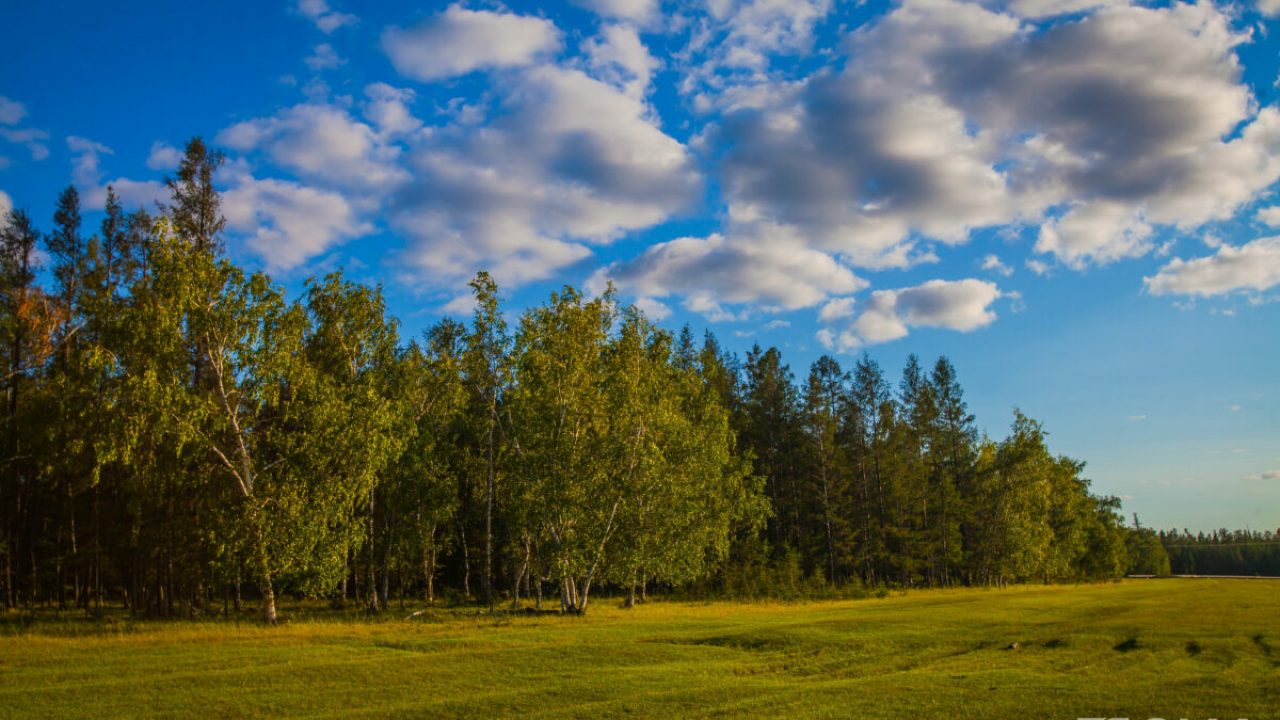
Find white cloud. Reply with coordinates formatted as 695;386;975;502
1036;202;1153;268
382;6;561;82
1256;206;1280;227
818;297;856;322
1128;414;1147;422
146;141;182;171
816;327;860;352
0;189;11;221
571;0;660;24
0;96;26;125
595;224;865;314
297;0;356;33
1026;258;1050;276
1003;0;1116;19
363;83;421;138
0;127;49;161
632;296;671;320
305;43;345;71
1244;469;1280;481
392;65;699;287
1259;0;1280;17
67;136;166;210
846;279;1003;345
1145;236;1280;297
218;103;408;193
692;0;1280;284
223;175;370;270
704;0;834;71
981;254;1013;276
584;24;659;99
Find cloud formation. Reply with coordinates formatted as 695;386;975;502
593;225;866;314
383;6;561;82
222;175;369;270
305;43;345;71
390;65;700;286
0;98;48;162
146;141;181;171
0;96;26;125
67;136;166;210
1144;237;1280;297
219;102;408;193
297;0;356;33
571;0;660;24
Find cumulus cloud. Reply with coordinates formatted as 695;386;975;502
1244;469;1280;481
571;0;660;24
981;254;1013;276
818;296;856;322
832;279;1004;346
363;83;421;138
690;0;1280;289
632;296;672;320
391;65;700;286
0;96;26;125
594;225;865;315
704;0;834;71
1259;0;1280;17
584;24;659;99
382;6;561;82
67;136;166;209
218;102;408;193
223;175;370;270
297;0;356;33
1035;202;1153;268
146;141;181;171
1256;206;1280;227
0;189;11;221
1144;237;1280;297
305;43;344;71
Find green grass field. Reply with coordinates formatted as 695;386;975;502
1;580;1277;718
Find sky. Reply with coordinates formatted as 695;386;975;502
1;0;1278;532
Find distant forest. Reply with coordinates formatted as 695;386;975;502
1160;529;1280;577
1;139;1262;624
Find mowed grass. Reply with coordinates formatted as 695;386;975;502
1;580;1277;719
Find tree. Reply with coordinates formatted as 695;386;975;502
302;273;404;612
801;356;846;584
928;356;973;586
462;272;510;610
165;138;226;255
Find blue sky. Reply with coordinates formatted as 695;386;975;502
1;0;1278;531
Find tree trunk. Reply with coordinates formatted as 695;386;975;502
249;507;276;624
367;491;379;613
423;536;436;605
459;520;471;598
484;408;495;612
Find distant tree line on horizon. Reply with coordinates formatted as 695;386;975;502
1159;529;1280;577
0;138;1222;624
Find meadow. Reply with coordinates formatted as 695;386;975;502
1;579;1276;719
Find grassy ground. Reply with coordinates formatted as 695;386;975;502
1;579;1277;719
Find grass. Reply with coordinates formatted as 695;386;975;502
1;579;1277;718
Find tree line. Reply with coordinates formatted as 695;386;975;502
1159;529;1280;577
0;138;1193;623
